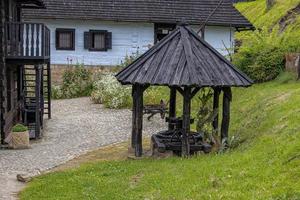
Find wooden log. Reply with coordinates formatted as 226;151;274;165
212;88;221;133
221;87;232;148
168;87;176;130
131;85;137;149
182;87;191;157
131;84;144;157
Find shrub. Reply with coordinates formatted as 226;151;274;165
118;49;140;68
60;64;93;98
91;74;132;109
12;124;28;132
233;29;286;82
51;85;63;99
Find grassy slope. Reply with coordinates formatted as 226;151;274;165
235;0;300;37
20;76;300;200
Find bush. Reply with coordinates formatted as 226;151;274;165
60;64;93;98
51;85;63;99
12;124;28;132
91;74;132;109
233;29;286;82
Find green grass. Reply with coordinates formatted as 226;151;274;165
235;0;300;29
235;0;300;41
20;76;300;200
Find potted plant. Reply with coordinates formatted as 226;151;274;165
5;124;30;149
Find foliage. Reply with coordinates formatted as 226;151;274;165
51;85;63;99
12;124;28;132
233;29;286;82
59;64;93;99
234;0;300;82
20;80;300;200
195;89;215;141
91;74;132;109
118;49;140;68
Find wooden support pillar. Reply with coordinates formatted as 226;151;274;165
34;65;42;139
168;87;177;130
47;62;51;119
212;88;221;134
182;87;191;157
131;84;144;157
221;87;232;148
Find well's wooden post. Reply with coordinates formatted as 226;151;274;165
131;84;144;157
131;85;137;149
221;87;232;148
182;87;191;157
212;88;221;134
168;87;177;130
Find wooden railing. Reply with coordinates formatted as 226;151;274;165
5;22;50;59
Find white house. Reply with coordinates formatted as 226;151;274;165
23;0;253;66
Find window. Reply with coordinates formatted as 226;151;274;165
154;23;176;44
84;30;112;51
56;28;75;50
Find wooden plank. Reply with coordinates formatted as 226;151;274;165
25;24;29;57
31;24;35;56
182;87;191;157
221;87;232;148
20;23;24;57
41;25;44;57
36;24;40;57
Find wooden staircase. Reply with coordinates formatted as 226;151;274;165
22;63;51;139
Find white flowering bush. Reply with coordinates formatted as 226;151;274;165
91;74;132;109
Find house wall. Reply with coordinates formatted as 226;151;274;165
25;19;235;66
26;19;155;66
204;26;235;56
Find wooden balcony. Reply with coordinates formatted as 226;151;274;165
5;22;50;65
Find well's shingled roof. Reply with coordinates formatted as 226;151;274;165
23;0;253;28
116;25;253;87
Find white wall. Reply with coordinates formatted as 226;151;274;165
26;19;154;66
26;19;234;65
204;26;235;56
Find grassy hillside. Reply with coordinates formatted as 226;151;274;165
20;75;300;200
233;0;300;82
235;0;300;31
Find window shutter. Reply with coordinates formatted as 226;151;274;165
84;32;90;49
55;30;59;49
105;32;112;50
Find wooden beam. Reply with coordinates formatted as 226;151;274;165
47;62;51;119
168;87;177;130
212;88;221;134
221;87;232;148
131;84;144;157
34;65;42;139
191;87;201;99
182;87;191;157
176;87;184;96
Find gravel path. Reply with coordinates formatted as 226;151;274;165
0;97;166;200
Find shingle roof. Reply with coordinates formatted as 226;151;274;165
23;0;253;28
116;25;253;87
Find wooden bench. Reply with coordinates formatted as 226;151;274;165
143;100;168;120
